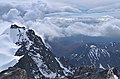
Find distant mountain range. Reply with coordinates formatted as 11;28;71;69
47;35;120;68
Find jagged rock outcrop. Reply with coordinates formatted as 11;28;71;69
73;66;119;79
0;67;27;79
53;66;119;79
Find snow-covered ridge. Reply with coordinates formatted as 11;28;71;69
88;45;110;64
55;57;73;76
0;24;26;72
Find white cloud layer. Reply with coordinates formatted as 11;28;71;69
0;0;120;40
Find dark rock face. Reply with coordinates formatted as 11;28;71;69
10;25;72;79
15;54;41;79
0;67;27;79
53;66;120;79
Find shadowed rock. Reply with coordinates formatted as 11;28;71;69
0;67;27;79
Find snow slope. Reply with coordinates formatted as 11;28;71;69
0;25;24;72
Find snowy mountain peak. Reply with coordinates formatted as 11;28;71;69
7;24;73;78
0;24;73;79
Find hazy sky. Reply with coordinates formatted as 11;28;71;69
0;0;119;8
44;0;120;8
0;0;37;4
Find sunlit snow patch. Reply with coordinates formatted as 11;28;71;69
55;57;73;76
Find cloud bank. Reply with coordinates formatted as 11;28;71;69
0;0;120;40
26;17;120;40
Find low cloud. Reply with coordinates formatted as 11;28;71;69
25;17;120;40
0;0;120;40
2;9;21;21
65;19;120;38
